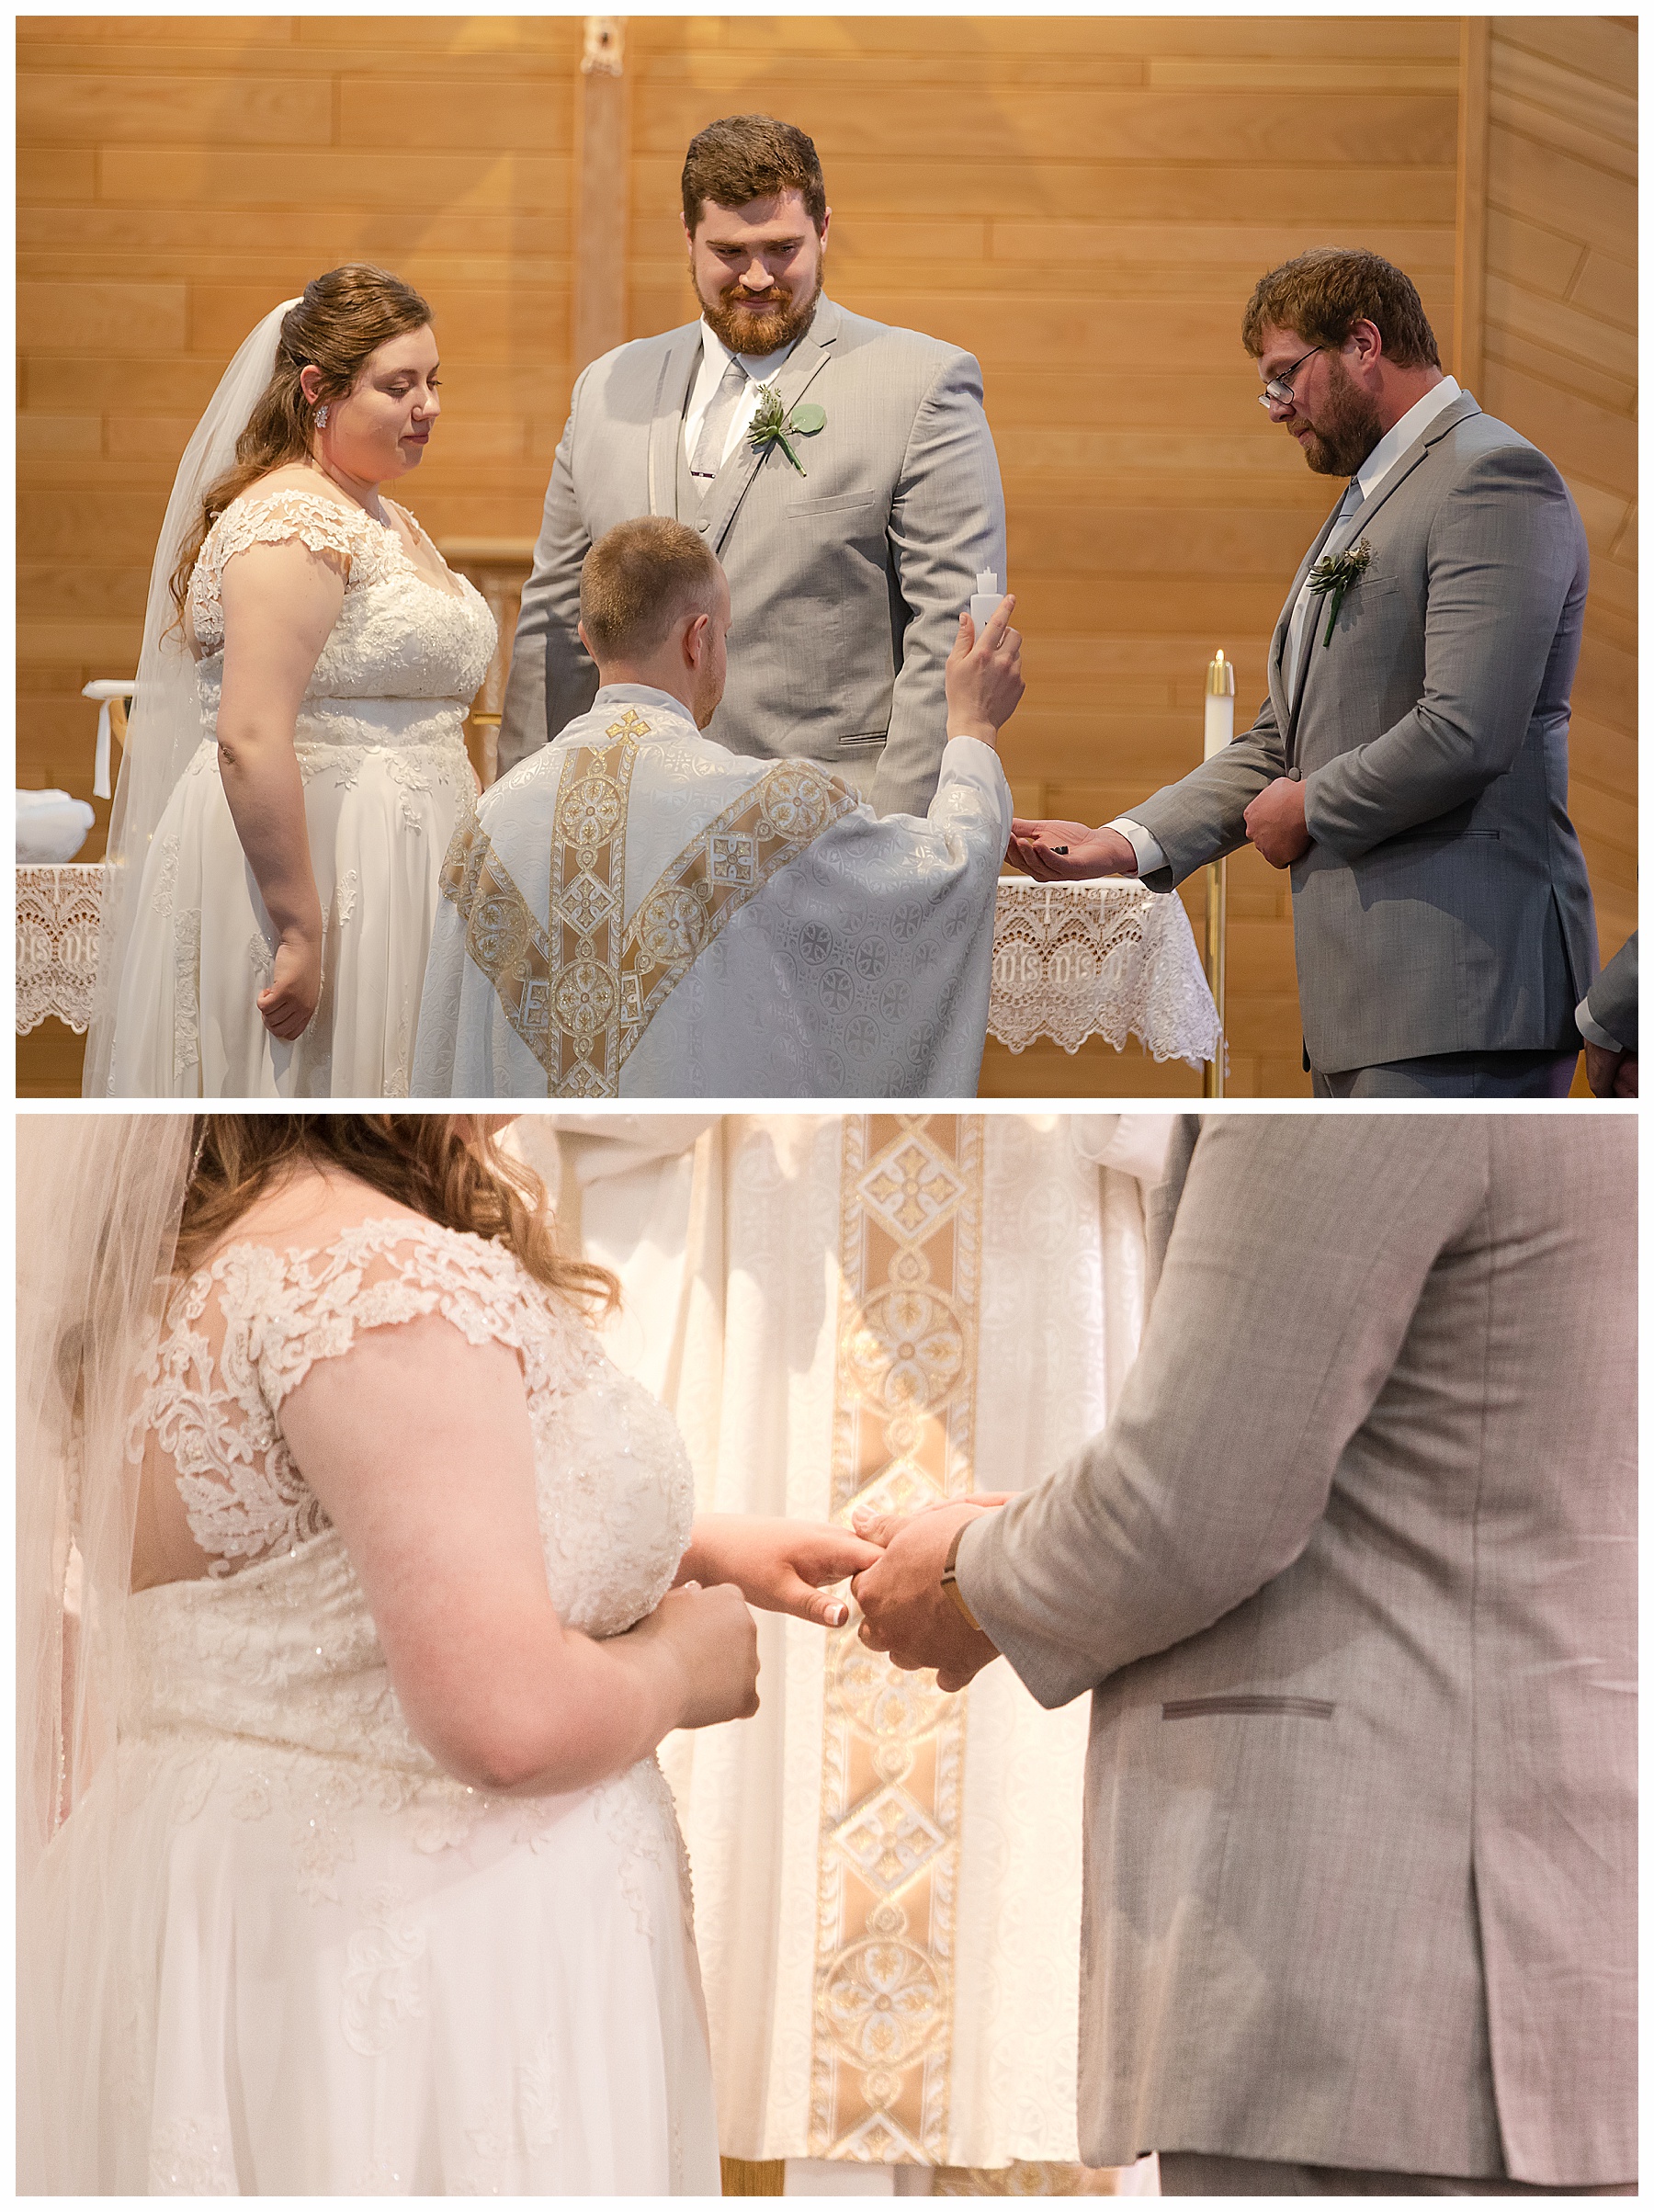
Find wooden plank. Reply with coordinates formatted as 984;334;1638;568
1567;249;1637;334
1481;324;1636;420
338;74;576;152
1478;360;1636;493
1489;86;1637;184
1454;16;1490;389
986;220;1456;271
1484;207;1585;298
97;148;573;212
631;17;1463;63
1490;14;1640;93
1483;273;1637;383
1486;125;1637;251
1489;34;1637;147
18;69;334;146
1149;59;1457;92
18;149;97;200
19;278;187;351
633;87;1459;169
18;204;572;258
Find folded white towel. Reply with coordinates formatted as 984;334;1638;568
17;788;96;864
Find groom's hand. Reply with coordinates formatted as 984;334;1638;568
1006;820;1137;880
1243;776;1310;868
850;1500;1001;1693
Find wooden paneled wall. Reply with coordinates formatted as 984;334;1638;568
17;17;1637;1098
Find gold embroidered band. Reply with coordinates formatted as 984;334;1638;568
439;709;856;1095
810;1116;985;2161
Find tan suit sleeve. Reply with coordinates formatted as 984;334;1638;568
956;1117;1488;1707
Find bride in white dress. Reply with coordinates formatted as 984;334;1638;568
18;1115;878;2193
87;267;493;1097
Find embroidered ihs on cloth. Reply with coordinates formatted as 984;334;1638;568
437;709;858;1096
810;1117;984;2161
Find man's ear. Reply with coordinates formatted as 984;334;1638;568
576;618;595;664
683;610;710;668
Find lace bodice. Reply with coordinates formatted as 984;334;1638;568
188;489;496;739
124;1216;693;1777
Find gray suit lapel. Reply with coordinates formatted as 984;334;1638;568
1271;497;1347;737
646;325;704;520
1286;391;1483;743
700;297;843;554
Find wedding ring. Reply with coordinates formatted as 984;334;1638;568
1051;844;1069;855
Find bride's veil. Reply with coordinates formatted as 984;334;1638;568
82;299;299;1096
17;1114;192;2185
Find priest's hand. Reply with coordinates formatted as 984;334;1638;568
849;1501;1002;1694
1243;776;1311;868
677;1514;882;1629
946;596;1024;744
1006;820;1137;880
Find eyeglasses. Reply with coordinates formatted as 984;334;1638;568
1257;346;1325;410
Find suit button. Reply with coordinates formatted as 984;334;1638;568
697;517;710;533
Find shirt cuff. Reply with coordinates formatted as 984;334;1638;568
1107;816;1166;879
1576;997;1626;1052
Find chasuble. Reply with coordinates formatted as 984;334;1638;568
413;684;1011;1098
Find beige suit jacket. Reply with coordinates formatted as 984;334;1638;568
957;1116;1636;2185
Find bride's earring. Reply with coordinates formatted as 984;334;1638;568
315;403;329;428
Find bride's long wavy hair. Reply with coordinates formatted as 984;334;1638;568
175;1117;617;1311
167;265;433;618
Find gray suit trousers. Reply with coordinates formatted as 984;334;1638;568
1313;1049;1578;1097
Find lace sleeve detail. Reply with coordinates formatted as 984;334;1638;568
136;1219;541;1578
189;490;393;645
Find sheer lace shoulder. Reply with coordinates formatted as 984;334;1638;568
190;489;399;643
134;1218;551;1580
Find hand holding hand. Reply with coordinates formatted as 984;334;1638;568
681;1514;882;1629
1005;820;1137;881
257;925;323;1042
630;1581;761;1730
1584;1041;1637;1098
849;1500;1001;1695
946;596;1025;745
1242;777;1311;868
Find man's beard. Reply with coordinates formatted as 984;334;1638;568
1297;355;1384;477
697;260;823;356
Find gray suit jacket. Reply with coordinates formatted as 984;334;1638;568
498;297;1006;818
1127;396;1598;1072
1584;929;1637;1053
958;1116;1636;2185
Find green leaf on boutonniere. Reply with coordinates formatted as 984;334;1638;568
749;383;825;474
1307;534;1375;648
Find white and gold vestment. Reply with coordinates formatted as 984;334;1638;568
413;685;1012;1098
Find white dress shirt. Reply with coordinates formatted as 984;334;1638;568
682;321;799;474
1111;375;1463;879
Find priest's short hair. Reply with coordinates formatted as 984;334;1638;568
579;516;722;664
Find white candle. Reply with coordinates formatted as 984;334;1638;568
1204;649;1235;760
970;569;1003;633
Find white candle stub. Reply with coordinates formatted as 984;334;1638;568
1204;648;1236;760
970;569;1003;633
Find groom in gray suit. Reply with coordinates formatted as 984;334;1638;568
1011;249;1598;1096
853;1115;1636;2195
499;113;1006;819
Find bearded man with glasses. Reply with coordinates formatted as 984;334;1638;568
1011;248;1599;1099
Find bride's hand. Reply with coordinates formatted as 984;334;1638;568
257;925;323;1041
629;1582;761;1730
680;1514;882;1628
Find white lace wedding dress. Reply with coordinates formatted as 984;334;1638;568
108;490;494;1096
35;1213;720;2194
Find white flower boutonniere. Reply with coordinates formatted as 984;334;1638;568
749;384;826;475
1307;535;1374;647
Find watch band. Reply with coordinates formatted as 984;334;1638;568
940;1523;981;1632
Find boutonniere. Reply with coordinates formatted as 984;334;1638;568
749;384;826;475
1307;535;1374;647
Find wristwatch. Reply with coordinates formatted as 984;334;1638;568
940;1524;982;1631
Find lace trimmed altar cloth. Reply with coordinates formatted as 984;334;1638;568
17;861;105;1034
988;876;1219;1067
30;1208;719;2194
102;487;494;1096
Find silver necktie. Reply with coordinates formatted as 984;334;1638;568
690;357;749;503
1286;478;1365;686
